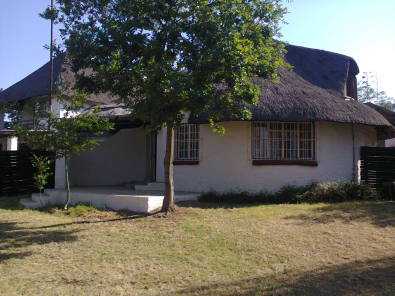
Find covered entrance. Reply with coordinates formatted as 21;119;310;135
69;127;157;187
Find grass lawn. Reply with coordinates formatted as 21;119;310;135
0;197;394;296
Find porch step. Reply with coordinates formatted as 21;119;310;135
20;198;41;209
21;188;199;213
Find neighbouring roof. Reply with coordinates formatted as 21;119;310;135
364;103;395;126
0;44;391;127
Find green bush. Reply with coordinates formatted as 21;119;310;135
199;190;274;204
198;181;383;205
32;155;52;193
300;182;379;203
66;204;99;217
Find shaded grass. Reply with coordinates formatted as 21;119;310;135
0;196;24;210
0;200;394;295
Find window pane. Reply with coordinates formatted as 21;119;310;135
269;122;282;160
175;124;199;161
252;122;315;161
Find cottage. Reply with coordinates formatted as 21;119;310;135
0;45;393;211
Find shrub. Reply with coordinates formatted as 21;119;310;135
198;182;382;205
199;190;275;204
300;182;379;203
276;184;312;203
66;204;99;217
32;155;52;194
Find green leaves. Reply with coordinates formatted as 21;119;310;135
12;94;114;160
358;72;395;111
40;6;59;21
52;0;287;129
32;155;52;193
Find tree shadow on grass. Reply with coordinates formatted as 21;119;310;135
0;194;150;227
0;221;80;263
285;201;395;228
170;257;395;296
0;196;25;210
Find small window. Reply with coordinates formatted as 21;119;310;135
174;124;199;163
252;122;316;164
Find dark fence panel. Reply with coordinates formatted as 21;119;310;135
0;150;55;196
360;146;395;188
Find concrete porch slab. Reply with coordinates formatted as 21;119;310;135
42;187;199;213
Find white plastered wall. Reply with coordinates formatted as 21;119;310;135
7;137;18;151
0;136;18;151
385;138;395;147
156;122;378;193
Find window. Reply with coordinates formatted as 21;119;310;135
174;124;199;164
251;122;316;165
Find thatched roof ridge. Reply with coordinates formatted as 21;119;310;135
284;45;359;97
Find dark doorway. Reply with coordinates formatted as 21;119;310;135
145;132;157;182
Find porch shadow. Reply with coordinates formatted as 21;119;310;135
0;221;80;262
169;257;395;296
285;201;395;228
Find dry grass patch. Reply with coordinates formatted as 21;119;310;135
0;197;394;295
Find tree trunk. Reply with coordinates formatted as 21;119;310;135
162;126;176;213
64;156;71;210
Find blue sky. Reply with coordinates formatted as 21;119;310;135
1;0;395;97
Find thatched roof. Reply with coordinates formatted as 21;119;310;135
0;54;64;103
191;45;390;127
0;54;113;105
284;45;359;97
250;45;390;126
249;67;390;126
0;44;391;127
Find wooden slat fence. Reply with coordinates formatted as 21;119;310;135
360;146;395;188
0;150;55;196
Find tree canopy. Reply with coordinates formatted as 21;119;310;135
358;72;395;111
48;0;288;212
14;91;113;209
51;0;287;127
